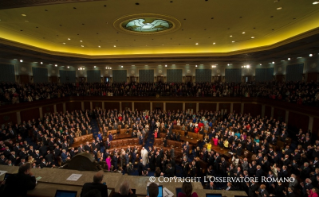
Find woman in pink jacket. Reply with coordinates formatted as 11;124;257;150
213;136;218;146
106;155;112;171
308;188;319;197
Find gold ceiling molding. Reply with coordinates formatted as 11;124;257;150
0;26;319;61
0;0;106;10
113;13;181;36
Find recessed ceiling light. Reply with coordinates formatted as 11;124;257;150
20;59;23;62
227;64;230;66
40;62;43;64
309;54;313;57
195;43;198;45
55;64;58;67
98;46;101;48
121;65;123;68
242;32;245;34
132;65;135;66
80;40;83;42
213;42;216;45
288;58;291;60
67;66;70;68
211;65;216;68
297;57;302;59
21;14;26;17
68;38;71;40
195;65;198;67
232;41;235;43
94;66;96;68
277;7;282;10
165;65;167;67
114;45;116;47
272;61;275;64
251;36;255;39
313;1;319;5
259;63;262;66
81;45;84;47
63;43;66;45
230;35;232;37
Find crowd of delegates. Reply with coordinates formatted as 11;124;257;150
0;110;93;168
1;81;319;106
1;108;319;197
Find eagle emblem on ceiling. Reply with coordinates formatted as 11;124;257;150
125;19;172;32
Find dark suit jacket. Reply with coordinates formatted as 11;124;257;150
81;182;108;197
2;173;36;197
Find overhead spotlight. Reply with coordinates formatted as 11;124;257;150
309;54;313;57
232;41;235;43
247;65;250;68
195;43;198;45
21;14;27;17
165;65;167;67
81;45;84;47
63;43;66;45
80;40;83;42
259;63;262;66
20;59;23;62
195;65;198;67
55;64;58;67
114;45;116;47
68;38;71;40
213;42;216;45
242;32;245;34
313;1;319;5
40;62;43;64
277;7;282;10
288;58;291;60
211;65;216;68
251;36;255;39
272;61;275;64
94;66;96;68
121;65;123;68
98;46;101;48
132;65;135;66
230;35;232;37
67;66;70;68
227;64;230;66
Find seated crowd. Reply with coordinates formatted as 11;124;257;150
1;81;319;106
1;108;319;197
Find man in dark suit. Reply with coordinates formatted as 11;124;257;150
165;163;174;177
283;187;296;197
247;180;259;197
138;159;144;176
81;171;108;197
2;163;37;196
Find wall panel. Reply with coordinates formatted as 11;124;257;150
167;69;182;83
199;103;217;112
286;64;304;81
152;102;163;111
139;70;154;83
42;105;54;115
56;103;64;113
112;70;127;83
32;67;48;83
105;102;120;111
313;118;319;137
87;70;101;83
265;105;272;118
166;103;183;111
0;112;17;126
273;108;285;122
84;102;90;110
93;102;102;109
225;69;242;83
244;103;262;117
233;103;241;114
134;102;150;111
255;68;274;82
21;108;40;122
185;103;196;113
59;70;76;83
0;64;15;83
195;69;212;82
122;102;132;110
66;102;82;111
288;111;309;132
220;103;231;114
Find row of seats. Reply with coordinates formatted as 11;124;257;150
110;138;140;148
